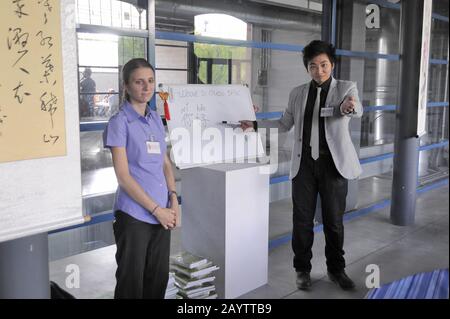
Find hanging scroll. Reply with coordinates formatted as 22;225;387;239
0;0;66;163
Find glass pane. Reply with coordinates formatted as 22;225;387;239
211;64;229;84
118;37;146;66
80;131;113;172
78;68;119;120
155;70;187;87
195;14;248;40
337;0;400;55
78;33;119;67
360;110;396;147
337;56;400;106
336;56;399;148
251;49;309;112
156;39;188;46
423;107;449;144
79;91;120;120
418;146;449;183
432;0;449;17
197;60;208;84
77;34;146;122
79;67;119;93
428;64;449;103
48;222;115;261
430;19;449;60
155;46;188;69
76;0;147;30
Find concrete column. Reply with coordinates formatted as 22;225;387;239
0;233;50;298
390;0;429;225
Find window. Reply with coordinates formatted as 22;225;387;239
76;0;147;30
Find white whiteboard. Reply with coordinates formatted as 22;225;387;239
165;84;265;169
0;0;83;243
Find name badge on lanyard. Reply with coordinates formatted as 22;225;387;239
320;107;334;117
146;135;161;154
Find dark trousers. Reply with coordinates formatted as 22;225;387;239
292;151;348;274
113;210;171;299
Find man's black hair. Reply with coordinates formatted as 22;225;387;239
302;40;337;69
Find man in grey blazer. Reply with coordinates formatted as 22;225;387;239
241;40;362;290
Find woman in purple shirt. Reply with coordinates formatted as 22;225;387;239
103;58;179;299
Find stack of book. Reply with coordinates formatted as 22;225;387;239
164;272;179;299
169;251;219;299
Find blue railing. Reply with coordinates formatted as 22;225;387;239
419;140;449;152
359;152;394;165
363;104;397;112
256;112;283;120
427;102;449;108
80;121;108;132
430;59;449;65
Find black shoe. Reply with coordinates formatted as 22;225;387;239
328;271;355;290
296;271;312;290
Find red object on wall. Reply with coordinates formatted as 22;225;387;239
163;101;170;121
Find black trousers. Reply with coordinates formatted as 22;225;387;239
292;151;348;274
113;210;171;299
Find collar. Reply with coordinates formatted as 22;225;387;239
311;76;333;92
123;100;152;123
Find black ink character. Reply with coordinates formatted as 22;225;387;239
40;54;55;84
43;134;59;145
37;0;52;24
36;31;53;49
13;0;29;18
40;92;58;128
13;81;31;104
7;27;29;69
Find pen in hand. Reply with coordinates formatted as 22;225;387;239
219;121;241;128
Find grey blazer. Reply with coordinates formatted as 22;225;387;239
258;77;363;180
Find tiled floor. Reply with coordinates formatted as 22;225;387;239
49;183;449;299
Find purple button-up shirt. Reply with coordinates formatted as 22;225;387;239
103;101;168;224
